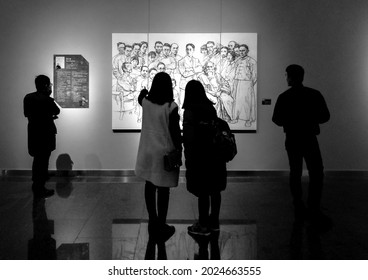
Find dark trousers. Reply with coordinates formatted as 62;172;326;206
198;192;221;227
145;181;170;225
32;150;51;192
285;135;324;214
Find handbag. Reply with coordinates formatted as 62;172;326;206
164;149;182;172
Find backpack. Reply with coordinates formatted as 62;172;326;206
212;117;237;162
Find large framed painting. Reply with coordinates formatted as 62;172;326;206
112;33;257;132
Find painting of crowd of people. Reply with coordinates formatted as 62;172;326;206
112;33;257;131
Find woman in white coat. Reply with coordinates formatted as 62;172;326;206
135;72;182;242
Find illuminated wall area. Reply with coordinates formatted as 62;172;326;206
0;0;368;171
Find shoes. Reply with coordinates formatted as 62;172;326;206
33;188;55;198
188;222;211;236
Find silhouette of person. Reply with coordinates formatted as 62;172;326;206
24;75;60;198
272;64;330;224
183;80;227;236
135;72;182;242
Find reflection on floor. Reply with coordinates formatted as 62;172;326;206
112;219;256;260
1;171;368;259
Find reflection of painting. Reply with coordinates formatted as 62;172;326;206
112;33;257;131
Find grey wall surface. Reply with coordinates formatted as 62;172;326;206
1;0;367;171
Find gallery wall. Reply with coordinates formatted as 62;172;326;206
0;0;368;171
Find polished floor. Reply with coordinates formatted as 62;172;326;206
0;171;367;260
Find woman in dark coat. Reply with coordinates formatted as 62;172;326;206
182;80;227;236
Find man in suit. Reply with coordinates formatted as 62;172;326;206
24;75;60;198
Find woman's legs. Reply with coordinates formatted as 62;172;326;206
198;195;210;227
145;181;158;224
157;187;170;225
210;192;221;229
145;182;175;240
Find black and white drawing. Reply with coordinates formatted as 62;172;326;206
112;33;257;131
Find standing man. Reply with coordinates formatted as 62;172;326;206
272;64;330;224
178;43;203;101
24;75;60;198
160;43;176;77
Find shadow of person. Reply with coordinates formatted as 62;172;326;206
56;153;74;176
188;231;221;260
28;197;56;259
55;153;74;198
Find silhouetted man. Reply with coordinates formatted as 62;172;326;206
272;65;330;223
24;75;60;198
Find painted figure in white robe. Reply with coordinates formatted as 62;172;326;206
116;62;136;117
112;42;125;78
147;68;157;91
199;62;233;121
178;43;203;97
134;65;149;123
232;44;257;127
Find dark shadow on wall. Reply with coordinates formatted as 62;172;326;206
55;153;74;198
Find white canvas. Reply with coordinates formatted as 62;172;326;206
112;33;257;131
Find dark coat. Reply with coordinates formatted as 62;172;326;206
24;92;60;156
183;105;227;197
272;85;330;137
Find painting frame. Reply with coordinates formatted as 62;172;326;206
112;33;257;132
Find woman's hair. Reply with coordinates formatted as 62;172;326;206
146;72;174;105
182;80;214;109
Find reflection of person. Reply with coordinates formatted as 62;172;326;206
28;197;56;259
272;64;330;224
24;75;60;198
183;80;227;236
135;72;182;242
232;44;257;127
